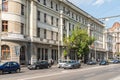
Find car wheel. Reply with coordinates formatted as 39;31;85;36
16;69;20;73
0;70;3;75
78;65;80;68
36;67;40;69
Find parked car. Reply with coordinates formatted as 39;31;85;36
63;60;81;69
57;60;68;68
0;61;21;74
28;60;50;70
113;60;120;64
108;59;120;64
99;60;109;65
87;60;97;65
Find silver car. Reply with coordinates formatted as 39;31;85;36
63;60;81;69
58;60;68;68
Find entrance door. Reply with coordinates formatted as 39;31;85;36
20;46;26;65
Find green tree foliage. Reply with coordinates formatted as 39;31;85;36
63;23;95;59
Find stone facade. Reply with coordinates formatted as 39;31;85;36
0;0;106;65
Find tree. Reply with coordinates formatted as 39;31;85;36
63;23;95;61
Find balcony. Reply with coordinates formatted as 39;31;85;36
1;32;29;41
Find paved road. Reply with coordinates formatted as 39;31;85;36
0;64;120;80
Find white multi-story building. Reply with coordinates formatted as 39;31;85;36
106;22;120;59
104;29;113;59
0;0;105;65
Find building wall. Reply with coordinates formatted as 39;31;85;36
1;0;106;64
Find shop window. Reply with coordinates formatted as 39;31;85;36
1;45;10;60
2;20;8;32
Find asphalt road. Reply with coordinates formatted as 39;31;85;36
0;64;120;80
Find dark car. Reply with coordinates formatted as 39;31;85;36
113;60;120;64
99;60;109;65
87;60;96;65
63;60;81;69
28;60;50;70
0;61;20;74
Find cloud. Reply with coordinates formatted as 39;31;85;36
92;0;104;6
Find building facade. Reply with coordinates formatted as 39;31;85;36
107;22;120;59
0;0;106;65
104;29;113;59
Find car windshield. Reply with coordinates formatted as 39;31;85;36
0;62;4;66
67;60;76;63
59;60;67;63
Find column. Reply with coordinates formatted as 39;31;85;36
30;43;37;64
48;48;51;60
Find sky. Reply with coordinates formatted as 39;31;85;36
68;0;120;29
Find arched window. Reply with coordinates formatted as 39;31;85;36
1;45;10;60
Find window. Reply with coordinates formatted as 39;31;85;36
56;4;58;11
63;7;65;13
56;18;58;27
56;33;58;41
1;45;10;60
44;29;46;39
51;31;53;40
37;0;40;2
76;15;78;21
63;19;65;30
21;23;24;34
72;13;74;18
45;49;48;60
37;10;40;21
43;0;46;5
69;23;71;31
51;1;53;9
2;0;8;12
72;24;74;30
21;4;24;15
2;20;8;32
51;49;58;60
51;16;53;25
37;28;40;37
44;13;47;23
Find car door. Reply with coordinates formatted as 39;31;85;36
10;62;17;71
3;62;10;72
40;61;46;68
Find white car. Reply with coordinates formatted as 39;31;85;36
58;60;68;68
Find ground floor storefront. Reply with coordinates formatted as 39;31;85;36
0;41;61;65
0;41;114;65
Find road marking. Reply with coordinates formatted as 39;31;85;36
18;64;119;80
